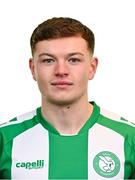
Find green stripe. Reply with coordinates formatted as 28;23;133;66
0;137;13;178
49;132;88;179
124;137;135;179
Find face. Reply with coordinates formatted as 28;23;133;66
29;36;98;106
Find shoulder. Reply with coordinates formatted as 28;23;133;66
98;107;135;138
0;109;37;129
0;108;39;144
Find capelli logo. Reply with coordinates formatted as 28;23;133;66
16;160;44;170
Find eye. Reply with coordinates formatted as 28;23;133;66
68;58;81;64
41;58;55;64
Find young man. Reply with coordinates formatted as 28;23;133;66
0;17;135;179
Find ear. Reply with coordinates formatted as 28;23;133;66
88;57;98;80
29;58;37;81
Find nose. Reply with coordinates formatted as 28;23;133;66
55;61;69;77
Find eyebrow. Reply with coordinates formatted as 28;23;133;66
38;53;56;58
38;52;84;58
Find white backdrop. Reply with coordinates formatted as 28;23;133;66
0;0;135;123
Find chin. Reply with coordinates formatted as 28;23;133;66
48;97;76;106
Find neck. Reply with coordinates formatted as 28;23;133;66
41;98;93;135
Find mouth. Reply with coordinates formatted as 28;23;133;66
51;81;73;88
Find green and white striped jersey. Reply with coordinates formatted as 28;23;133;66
0;102;135;179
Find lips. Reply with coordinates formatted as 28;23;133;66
51;81;73;86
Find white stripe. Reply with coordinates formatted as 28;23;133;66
0;110;36;128
60;133;78;136
17;110;37;121
100;108;135;127
88;123;124;179
12;124;49;179
100;108;121;120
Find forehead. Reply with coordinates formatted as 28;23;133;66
34;36;90;56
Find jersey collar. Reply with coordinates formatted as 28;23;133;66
36;101;100;136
